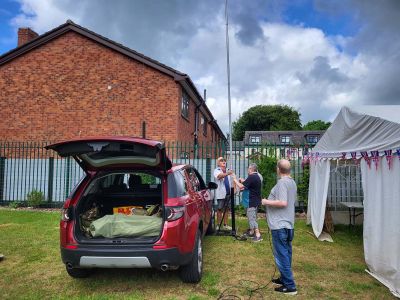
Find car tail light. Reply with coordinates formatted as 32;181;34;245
165;206;185;221
61;198;72;221
61;208;71;221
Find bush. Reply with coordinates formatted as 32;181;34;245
8;201;23;209
297;163;310;206
256;155;278;199
26;190;45;207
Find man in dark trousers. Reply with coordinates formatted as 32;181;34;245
262;159;297;295
233;163;262;242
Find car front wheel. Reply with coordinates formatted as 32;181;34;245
179;230;202;283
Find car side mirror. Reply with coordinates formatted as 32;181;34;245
207;182;218;190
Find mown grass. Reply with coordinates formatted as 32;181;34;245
0;208;395;299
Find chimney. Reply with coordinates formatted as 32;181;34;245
18;28;39;47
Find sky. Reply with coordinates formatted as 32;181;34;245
1;0;400;135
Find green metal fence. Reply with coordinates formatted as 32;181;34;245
0;141;355;209
0;142;84;207
164;141;310;184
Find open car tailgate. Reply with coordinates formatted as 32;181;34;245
45;136;172;172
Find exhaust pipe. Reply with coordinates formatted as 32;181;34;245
66;262;73;269
160;264;169;271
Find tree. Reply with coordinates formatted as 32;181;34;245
232;105;302;141
303;120;331;131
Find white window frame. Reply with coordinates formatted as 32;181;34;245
307;135;319;144
280;135;291;144
181;91;189;119
249;135;261;144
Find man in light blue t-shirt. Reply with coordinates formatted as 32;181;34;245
262;159;297;295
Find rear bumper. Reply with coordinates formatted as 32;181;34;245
61;246;192;269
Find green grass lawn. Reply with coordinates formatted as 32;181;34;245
0;208;395;299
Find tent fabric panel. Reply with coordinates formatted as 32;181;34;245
314;106;400;156
307;159;330;238
351;105;400;124
361;158;400;298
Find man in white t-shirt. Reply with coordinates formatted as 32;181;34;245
213;157;234;230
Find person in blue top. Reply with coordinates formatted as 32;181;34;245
233;163;262;242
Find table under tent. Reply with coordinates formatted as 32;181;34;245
307;106;400;298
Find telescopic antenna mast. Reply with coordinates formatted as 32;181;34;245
225;0;233;169
225;0;236;236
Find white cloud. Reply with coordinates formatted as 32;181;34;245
178;21;364;131
11;0;77;32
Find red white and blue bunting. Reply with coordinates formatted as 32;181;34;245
385;150;393;170
304;148;400;170
351;152;358;165
370;151;379;170
360;151;371;168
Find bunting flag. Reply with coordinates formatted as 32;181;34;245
341;152;347;160
316;152;320;161
350;152;358;165
361;151;371;169
370;151;379;170
384;150;393;170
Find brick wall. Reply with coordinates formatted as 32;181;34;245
0;31;183;142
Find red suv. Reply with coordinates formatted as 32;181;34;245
46;137;216;283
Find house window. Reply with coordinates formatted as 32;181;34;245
181;91;189;119
249;135;261;144
201;115;207;136
307;135;319;144
280;135;291;144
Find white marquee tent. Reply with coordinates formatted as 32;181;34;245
307;106;400;298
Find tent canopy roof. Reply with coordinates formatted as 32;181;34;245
314;106;400;156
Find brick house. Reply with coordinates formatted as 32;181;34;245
0;20;225;145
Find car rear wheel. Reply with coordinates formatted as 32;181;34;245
179;230;202;283
65;264;91;278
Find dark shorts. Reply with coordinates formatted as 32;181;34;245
217;195;231;210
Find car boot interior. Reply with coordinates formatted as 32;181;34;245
75;171;164;242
